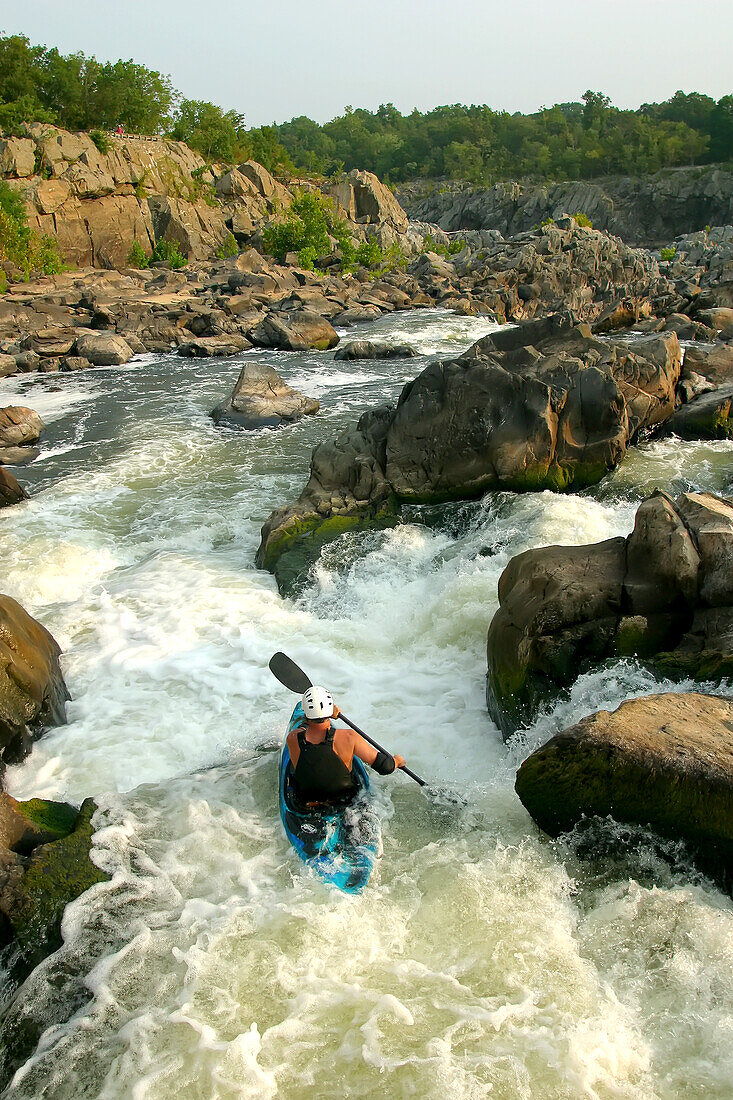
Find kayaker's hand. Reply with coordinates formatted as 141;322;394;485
331;702;341;719
393;754;406;769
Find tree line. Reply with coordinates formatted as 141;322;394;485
1;34;731;184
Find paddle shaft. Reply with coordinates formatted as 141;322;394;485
268;651;426;786
337;711;426;786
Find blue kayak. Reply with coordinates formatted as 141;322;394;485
279;703;379;894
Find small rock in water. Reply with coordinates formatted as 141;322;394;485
334;340;418;361
211;362;319;430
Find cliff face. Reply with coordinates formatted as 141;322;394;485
0;124;235;267
0;125;418;270
398;166;733;247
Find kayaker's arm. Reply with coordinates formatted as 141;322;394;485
351;732;406;772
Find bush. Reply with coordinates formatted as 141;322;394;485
0;180;63;278
574;212;593;228
355;238;384;268
150;239;187;269
126;241;150;268
90;129;110;155
660;245;676;261
541;215;555;227
262;189;355;271
216;233;238;260
422;233;466;258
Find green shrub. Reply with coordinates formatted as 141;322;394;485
574;212;593;228
541;215;555;227
0;271;7;295
126;241;150;268
263;189;355;271
90;129;110;155
422;233;466;258
216;233;238;260
660;245;676;261
355;238;384;268
150;239;187;269
0;180;63;278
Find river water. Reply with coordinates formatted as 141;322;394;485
1;309;732;1098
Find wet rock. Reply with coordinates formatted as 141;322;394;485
0;468;29;507
12;351;39;374
211;362;319;430
665;383;733;439
249;311;339;351
515;692;733;888
334;341;418;361
59;355;91;372
486;491;733;737
0;595;70;772
178;334;251;357
257;314;682;592
0;797;108;969
74;332;134;366
0;407;44;453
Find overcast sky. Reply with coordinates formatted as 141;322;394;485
4;0;733;126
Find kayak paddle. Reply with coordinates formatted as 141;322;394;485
268;651;426;787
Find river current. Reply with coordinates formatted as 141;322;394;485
1;309;733;1098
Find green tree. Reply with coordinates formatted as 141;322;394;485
171;99;246;161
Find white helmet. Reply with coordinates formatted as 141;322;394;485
302;686;333;720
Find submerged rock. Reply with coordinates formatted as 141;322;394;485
486;491;733;738
515;692;733;888
211;362;319;430
0;595;70;773
257;313;682;592
334;341;418;361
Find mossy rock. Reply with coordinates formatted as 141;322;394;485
9;798;108;968
16;798;78;840
264;499;401;595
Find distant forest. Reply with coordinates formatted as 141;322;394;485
1;33;732;184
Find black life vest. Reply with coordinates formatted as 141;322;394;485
293;724;356;799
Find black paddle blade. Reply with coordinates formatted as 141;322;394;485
269;652;312;694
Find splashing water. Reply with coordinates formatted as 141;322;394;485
1;312;733;1098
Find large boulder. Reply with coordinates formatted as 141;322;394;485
515;693;733;887
211;363;319;429
0;407;44;456
486;491;733;738
0;595;70;772
348;170;409;234
249;311;339;351
257;314;682;591
73;332;134;366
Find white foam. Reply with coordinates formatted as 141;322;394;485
3;315;733;1097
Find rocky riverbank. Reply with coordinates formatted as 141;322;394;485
0;595;105;988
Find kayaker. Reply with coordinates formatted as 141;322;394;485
288;685;406;800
